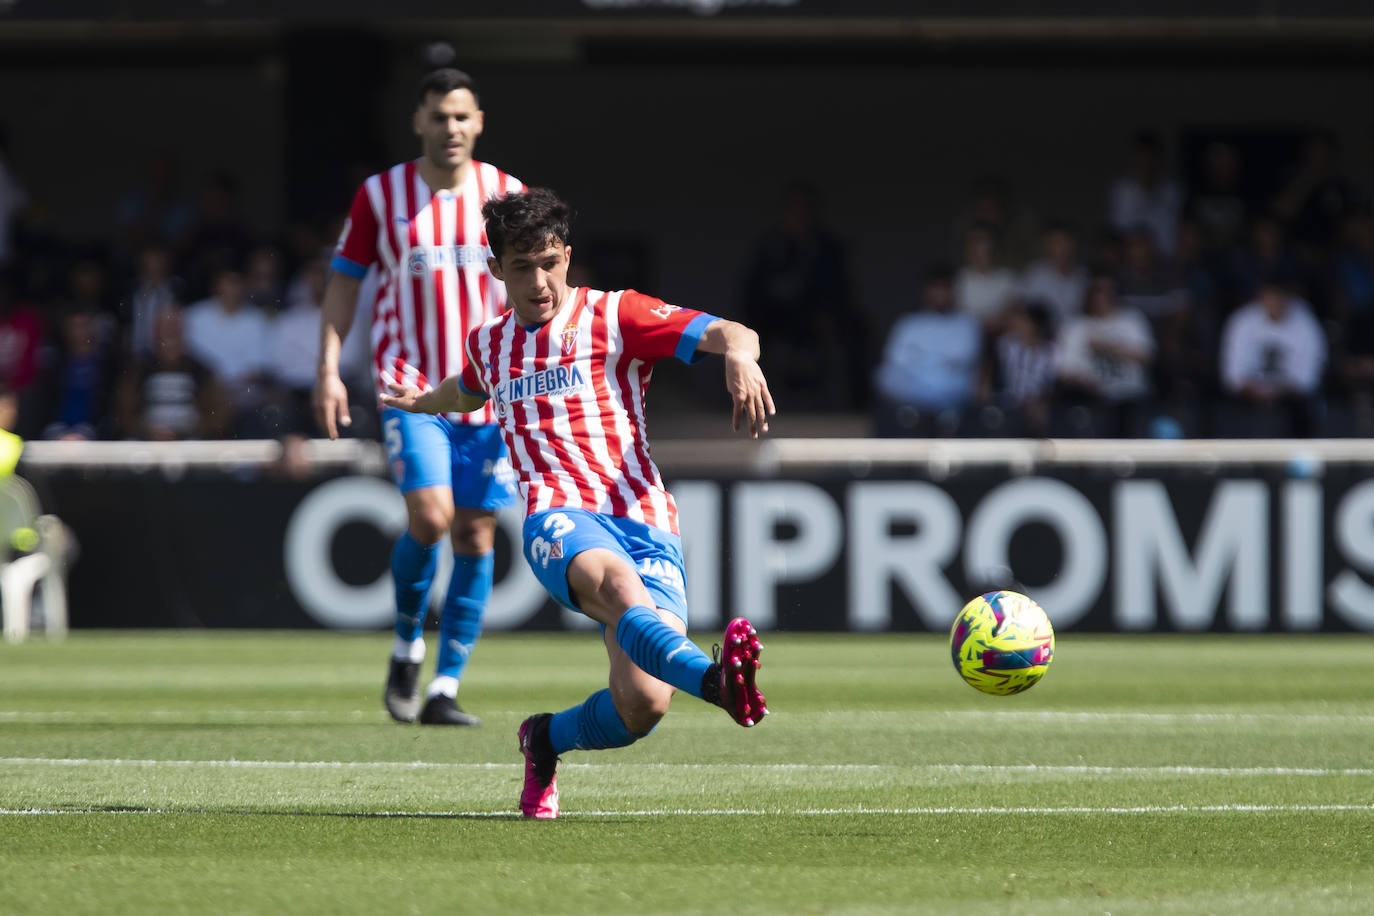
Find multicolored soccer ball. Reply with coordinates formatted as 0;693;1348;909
949;590;1055;695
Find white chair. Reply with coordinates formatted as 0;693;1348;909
0;476;72;643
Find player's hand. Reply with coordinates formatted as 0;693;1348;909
312;373;352;440
725;351;776;438
379;382;429;414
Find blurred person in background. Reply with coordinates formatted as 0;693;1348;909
1054;268;1155;437
1328;211;1374;433
873;263;982;437
1116;225;1190;402
244;244;287;310
37;305;117;440
122;243;183;361
1186;140;1249;257
1108;130;1184;258
955;221;1018;332
265;255;328;436
0;125;25;267
1273;131;1368;259
184;264;270;437
0;266;43;438
116;308;230;440
111;153;195;262
984;300;1057;438
952;175;1039;266
1231;213;1305;314
740;179;862;409
1220;271;1327;438
314;47;521;727
182;170;252;296
1019;221;1089;329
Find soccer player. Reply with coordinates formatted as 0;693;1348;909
313;56;522;727
381;188;774;818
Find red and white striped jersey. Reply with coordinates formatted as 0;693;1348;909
331;159;523;426
459;287;719;536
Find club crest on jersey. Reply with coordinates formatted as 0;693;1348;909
561;327;579;355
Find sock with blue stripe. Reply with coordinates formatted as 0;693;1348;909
391;531;439;644
614;605;712;699
435;552;492;682
548;688;647;754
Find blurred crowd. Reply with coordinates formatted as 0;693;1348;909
0;139;377;445
752;130;1374;438
2;125;1373;442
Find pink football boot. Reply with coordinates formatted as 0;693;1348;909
517;714;559;819
717;617;768;727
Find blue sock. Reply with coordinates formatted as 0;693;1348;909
614;605;712;699
435;552;492;681
391;532;440;643
548;688;648;754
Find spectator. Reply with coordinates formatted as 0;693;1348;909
182;170;252;295
1019;222;1089;329
952;176;1039;266
0;267;43;437
1232;213;1305;312
244;244;287;310
1117;225;1189;322
1186;140;1248;256
986;301;1057;437
741;180;863;409
1273;131;1368;255
1330;215;1374;434
117;308;230;440
37;306;117;440
183;265;270;436
0;125;25;267
111;153;195;258
123;243;183;361
1108;131;1184;257
264;256;328;436
1055;269;1156;435
1219;272;1327;437
955;221;1018;331
873;263;982;436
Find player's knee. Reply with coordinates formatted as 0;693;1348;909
408;504;454;543
451;513;496;555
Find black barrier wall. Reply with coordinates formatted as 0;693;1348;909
26;456;1374;632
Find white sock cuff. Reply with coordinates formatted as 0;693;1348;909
426;675;459;699
392;636;426;664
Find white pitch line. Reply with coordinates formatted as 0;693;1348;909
4;708;1374;725
1;804;1371;817
2;758;1374;777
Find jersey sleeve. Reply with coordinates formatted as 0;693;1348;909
616;290;719;365
459;330;489;399
330;184;380;279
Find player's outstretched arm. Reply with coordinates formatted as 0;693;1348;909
380;377;488;415
313;272;363;439
695;319;776;438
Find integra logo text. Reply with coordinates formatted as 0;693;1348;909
493;364;590;415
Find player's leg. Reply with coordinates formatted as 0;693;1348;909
382;408;455;723
420;424;516;726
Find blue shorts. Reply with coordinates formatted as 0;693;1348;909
382;408;517;510
523;507;690;626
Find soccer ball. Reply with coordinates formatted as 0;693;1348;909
949;590;1055;695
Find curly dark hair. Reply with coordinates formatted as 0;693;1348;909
482;188;573;262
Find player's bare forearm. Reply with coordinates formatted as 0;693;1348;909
380;376;487;415
313;272;363;438
696;318;776;438
316;273;362;379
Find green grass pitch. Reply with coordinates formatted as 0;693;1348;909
2;631;1372;914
